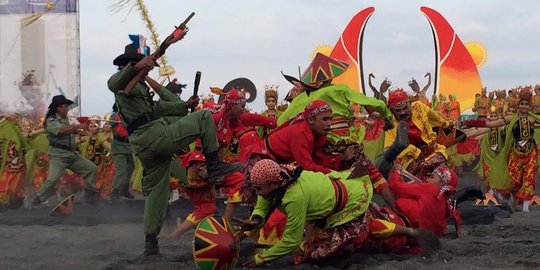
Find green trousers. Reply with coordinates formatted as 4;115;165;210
170;157;188;183
136;110;219;235
37;151;97;201
111;153;135;192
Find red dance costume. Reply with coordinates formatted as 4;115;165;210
388;169;462;238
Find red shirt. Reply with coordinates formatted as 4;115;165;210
212;111;275;150
267;120;332;173
232;113;276;162
407;119;424;145
388;170;448;237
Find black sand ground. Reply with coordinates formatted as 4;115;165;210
1;170;539;270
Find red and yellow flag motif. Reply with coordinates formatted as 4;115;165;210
421;6;484;112
330;7;375;94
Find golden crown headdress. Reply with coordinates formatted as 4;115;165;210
518;88;532;102
264;85;279;100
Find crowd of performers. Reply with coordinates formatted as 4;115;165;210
0;29;539;267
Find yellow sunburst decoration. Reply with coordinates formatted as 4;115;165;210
311;44;333;59
465;41;488;68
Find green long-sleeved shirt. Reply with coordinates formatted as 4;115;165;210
46;113;77;156
277;84;394;125
251;170;373;265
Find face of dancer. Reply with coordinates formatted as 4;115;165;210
56;104;70;118
229;103;246;120
308;111;333;137
89;123;99;134
252;182;280;198
391;102;412;121
426;173;443;187
518;100;530;114
266;97;276;111
102;122;111;132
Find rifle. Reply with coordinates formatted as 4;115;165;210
74;116;121;124
123;12;195;94
191;71;201;112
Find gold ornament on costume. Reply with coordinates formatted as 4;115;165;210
209;87;226;96
518;88;532;102
110;0;176;77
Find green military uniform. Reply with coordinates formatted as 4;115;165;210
110;111;135;195
36;113;98;201
108;63;220;237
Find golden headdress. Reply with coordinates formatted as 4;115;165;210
89;115;101;128
518;88;532;103
264;85;279;100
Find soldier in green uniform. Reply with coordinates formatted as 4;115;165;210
32;95;100;206
108;34;241;256
110;104;135;200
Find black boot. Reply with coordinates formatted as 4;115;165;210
204;151;243;183
383;120;410;163
121;184;134;199
110;189;120;201
84;189;101;205
31;196;45;208
143;234;160;257
376;120;410;178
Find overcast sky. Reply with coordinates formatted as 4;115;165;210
79;0;540;115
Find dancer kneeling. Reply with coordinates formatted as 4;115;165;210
236;159;440;267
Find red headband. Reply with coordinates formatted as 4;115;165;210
225;89;246;105
433;166;457;197
388;89;409;107
303;100;332;118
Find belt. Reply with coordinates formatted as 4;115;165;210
126;112;158;135
49;141;74;151
314;179;349;228
330;179;348;215
264;137;277;157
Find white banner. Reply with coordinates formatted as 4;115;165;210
0;0;80;122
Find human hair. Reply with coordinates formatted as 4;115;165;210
43;108;56;127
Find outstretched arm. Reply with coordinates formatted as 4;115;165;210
486;115;512;128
